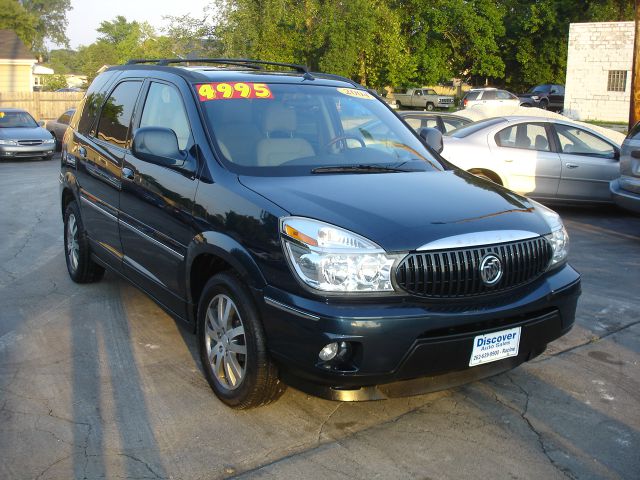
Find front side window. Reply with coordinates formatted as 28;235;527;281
496;123;550;151
529;85;550;94
198;83;443;176
58;111;72;125
140;82;192;150
496;90;515;100
555;124;615;158
95;81;142;148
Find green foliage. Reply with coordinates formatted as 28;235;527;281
42;73;68;91
0;0;71;54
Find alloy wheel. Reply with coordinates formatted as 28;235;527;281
66;213;79;272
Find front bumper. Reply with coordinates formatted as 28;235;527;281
258;264;581;400
0;144;55;158
611;178;640;214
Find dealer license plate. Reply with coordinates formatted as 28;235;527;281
469;327;521;367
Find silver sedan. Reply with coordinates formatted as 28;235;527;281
441;116;621;204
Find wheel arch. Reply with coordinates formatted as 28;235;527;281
186;232;268;327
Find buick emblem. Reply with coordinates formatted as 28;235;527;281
479;253;503;286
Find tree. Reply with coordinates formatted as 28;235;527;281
0;0;37;49
20;0;72;52
42;73;68;91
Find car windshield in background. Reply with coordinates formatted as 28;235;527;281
0;111;38;128
447;118;507;138
197;83;443;176
528;85;550;94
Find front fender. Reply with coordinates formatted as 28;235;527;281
185;230;267;301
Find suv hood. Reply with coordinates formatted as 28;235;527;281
239;170;551;252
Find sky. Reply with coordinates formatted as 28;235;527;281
63;0;213;48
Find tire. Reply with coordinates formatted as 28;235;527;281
197;273;285;409
520;103;532;108
63;201;105;283
426;103;435;111
396;100;402;109
539;99;549;110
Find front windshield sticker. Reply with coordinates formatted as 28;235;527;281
196;82;273;101
0;112;4;118
336;87;374;100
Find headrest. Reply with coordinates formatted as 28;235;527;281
534;134;548;150
263;104;296;134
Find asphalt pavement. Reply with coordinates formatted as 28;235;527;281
0;157;638;480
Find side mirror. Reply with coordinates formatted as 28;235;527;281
131;127;184;167
418;127;444;154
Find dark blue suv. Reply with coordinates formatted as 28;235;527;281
60;59;581;408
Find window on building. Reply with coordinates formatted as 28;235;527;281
607;70;627;92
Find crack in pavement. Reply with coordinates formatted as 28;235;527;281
534;320;640;364
492;375;576;479
316;403;342;444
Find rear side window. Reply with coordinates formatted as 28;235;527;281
481;90;496;100
77;70;118;135
464;91;480;101
95;81;142;148
442;117;470;133
495;123;550;151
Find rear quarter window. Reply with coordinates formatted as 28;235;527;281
77;71;119;135
464;91;480;101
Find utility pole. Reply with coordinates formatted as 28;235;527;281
630;0;640;128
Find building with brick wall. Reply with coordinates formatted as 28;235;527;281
564;22;634;123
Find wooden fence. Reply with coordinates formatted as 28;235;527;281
0;92;84;120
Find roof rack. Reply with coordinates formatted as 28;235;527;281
125;57;311;76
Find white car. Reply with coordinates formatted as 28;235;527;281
441;116;621;204
462;88;520;109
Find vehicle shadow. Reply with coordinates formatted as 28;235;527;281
69;273;167;479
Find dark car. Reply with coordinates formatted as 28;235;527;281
518;84;565;111
46;108;75;150
398;111;472;134
59;59;581;408
611;122;640;213
0;108;56;160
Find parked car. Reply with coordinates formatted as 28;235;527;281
462;88;520;109
46;108;75;150
610;122;640;213
60;59;580;408
398;111;473;134
0;108;56;160
442;116;621;204
518;84;565;112
393;88;455;110
55;87;83;92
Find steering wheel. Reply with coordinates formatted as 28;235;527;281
325;135;366;150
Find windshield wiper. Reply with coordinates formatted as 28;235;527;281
311;164;415;174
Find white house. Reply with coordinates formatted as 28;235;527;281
563;22;634;123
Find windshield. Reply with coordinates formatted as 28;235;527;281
447;118;506;138
197;83;443;176
528;85;550;94
0;111;38;128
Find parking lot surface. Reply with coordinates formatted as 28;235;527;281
1;158;638;480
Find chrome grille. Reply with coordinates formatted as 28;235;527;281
396;237;552;298
18;140;43;146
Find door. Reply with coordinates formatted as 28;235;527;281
492;122;561;197
549;85;564;110
119;80;200;316
76;80;143;268
553;123;619;201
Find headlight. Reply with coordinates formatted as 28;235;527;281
0;139;18;145
280;217;398;293
531;95;539;100
531;200;569;268
43;138;55;144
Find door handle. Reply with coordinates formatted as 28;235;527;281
504;158;513;163
122;167;135;180
565;163;579;169
78;146;87;158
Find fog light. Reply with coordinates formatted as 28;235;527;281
319;342;339;361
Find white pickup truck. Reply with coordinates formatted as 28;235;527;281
393;88;455;111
